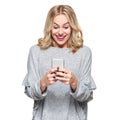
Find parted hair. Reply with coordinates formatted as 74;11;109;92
37;5;83;53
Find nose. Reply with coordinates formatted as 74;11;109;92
58;28;63;35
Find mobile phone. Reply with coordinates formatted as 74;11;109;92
51;58;64;68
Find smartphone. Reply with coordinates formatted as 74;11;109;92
51;58;64;68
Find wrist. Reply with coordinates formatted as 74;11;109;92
40;79;47;93
70;78;78;92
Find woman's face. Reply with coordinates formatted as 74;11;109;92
51;14;71;48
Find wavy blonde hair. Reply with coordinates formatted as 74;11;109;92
37;5;83;53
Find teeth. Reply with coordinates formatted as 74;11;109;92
57;36;64;38
58;37;64;38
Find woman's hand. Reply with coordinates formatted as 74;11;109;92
55;68;78;92
40;67;58;93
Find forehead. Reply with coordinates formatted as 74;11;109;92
53;14;68;24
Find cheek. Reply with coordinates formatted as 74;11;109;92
52;28;58;34
51;30;57;39
51;30;57;37
66;28;71;34
67;30;71;36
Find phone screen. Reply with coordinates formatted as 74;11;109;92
51;58;64;68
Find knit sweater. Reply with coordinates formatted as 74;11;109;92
22;45;96;120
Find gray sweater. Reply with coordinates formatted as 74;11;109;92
22;45;96;120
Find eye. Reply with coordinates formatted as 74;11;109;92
64;26;69;29
63;25;70;29
53;26;58;29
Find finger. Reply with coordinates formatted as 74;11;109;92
64;82;69;85
56;78;69;84
50;72;56;77
49;80;56;85
58;68;68;74
46;73;56;82
49;67;58;74
57;67;59;71
56;71;65;77
56;76;70;81
48;77;57;85
49;77;56;81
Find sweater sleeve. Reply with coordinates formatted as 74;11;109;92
22;45;47;100
70;47;96;102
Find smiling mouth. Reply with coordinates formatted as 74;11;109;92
56;35;66;41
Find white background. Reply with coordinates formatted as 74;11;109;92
0;0;120;120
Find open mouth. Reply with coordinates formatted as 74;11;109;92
56;35;66;41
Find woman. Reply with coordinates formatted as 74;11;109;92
23;5;96;120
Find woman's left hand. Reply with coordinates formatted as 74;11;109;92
55;68;78;92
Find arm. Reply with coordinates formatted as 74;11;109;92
22;45;47;100
70;47;96;102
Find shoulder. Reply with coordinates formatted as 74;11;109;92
29;44;40;52
28;45;41;57
77;45;92;56
29;44;41;54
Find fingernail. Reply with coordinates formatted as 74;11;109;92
57;67;59;71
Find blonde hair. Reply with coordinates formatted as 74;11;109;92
37;5;83;53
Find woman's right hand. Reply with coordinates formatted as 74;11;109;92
40;67;58;93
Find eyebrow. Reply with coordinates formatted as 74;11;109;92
53;22;69;26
